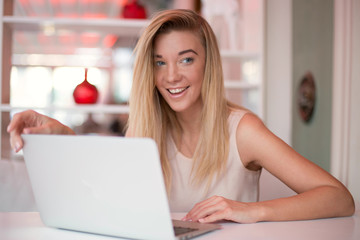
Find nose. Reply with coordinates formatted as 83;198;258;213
166;63;180;83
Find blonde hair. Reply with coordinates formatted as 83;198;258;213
128;9;229;192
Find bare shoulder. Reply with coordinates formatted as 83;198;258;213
236;112;269;143
237;112;265;131
235;112;268;170
227;104;266;134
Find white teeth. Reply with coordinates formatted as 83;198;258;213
168;87;186;94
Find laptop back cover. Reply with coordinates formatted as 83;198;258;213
22;134;175;240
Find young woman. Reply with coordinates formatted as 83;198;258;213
7;9;354;224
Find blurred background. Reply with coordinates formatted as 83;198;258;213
0;0;359;211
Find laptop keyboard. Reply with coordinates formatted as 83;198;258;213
174;226;198;236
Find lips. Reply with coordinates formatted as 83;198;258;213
167;86;189;94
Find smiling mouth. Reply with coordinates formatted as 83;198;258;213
167;86;189;94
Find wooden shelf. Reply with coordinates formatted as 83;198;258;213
0;79;258;115
224;81;260;89
221;50;260;60
3;16;150;36
0;104;130;114
4;16;260;60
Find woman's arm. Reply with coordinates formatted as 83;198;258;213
237;113;354;221
184;113;355;223
7;110;75;152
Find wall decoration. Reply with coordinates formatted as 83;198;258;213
122;0;147;19
297;72;316;123
73;68;99;104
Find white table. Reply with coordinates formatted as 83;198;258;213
1;210;359;240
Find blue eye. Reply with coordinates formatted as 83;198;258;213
182;57;194;64
156;61;165;66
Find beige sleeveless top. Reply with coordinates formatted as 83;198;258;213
168;110;261;212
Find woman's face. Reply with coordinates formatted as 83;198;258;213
154;30;206;114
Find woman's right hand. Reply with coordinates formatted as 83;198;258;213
7;110;75;152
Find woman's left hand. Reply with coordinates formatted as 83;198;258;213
181;195;262;224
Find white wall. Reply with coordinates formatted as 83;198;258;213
260;0;295;201
331;0;360;203
264;0;292;145
348;0;360;204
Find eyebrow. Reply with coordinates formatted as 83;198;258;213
154;49;198;58
179;49;198;56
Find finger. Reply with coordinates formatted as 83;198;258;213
8;114;26;152
9;130;24;153
198;208;231;223
193;203;225;222
11;125;53;152
9;126;45;152
183;196;218;220
23;125;53;135
7;122;15;133
7;110;38;136
7;112;25;133
186;196;223;219
185;196;225;221
7;110;48;152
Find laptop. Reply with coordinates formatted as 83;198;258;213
22;134;221;240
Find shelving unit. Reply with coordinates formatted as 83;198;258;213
0;104;130;114
3;16;150;36
0;0;264;159
0;15;262;111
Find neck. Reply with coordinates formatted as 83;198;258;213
176;104;202;136
173;107;202;158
